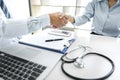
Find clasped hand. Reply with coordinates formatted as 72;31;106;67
49;12;74;28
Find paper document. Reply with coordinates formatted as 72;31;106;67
19;28;75;54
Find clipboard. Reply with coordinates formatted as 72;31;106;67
19;28;75;54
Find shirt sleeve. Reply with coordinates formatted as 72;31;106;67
73;0;95;26
27;14;50;33
0;14;50;38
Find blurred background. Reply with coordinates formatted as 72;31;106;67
5;0;92;30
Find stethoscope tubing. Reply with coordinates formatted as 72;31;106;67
61;52;115;80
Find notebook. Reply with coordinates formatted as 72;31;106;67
19;28;75;54
0;38;63;80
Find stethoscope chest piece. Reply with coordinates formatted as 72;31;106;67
74;58;85;68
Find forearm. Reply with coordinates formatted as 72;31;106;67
28;14;50;33
2;19;28;38
1;14;50;38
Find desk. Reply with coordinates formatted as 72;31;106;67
46;29;120;80
0;29;120;80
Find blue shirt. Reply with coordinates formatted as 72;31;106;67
74;0;120;37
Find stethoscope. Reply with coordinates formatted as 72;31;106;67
61;45;115;80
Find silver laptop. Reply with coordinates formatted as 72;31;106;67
0;39;63;80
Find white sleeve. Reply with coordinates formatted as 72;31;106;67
0;14;50;38
2;19;28;38
27;14;50;33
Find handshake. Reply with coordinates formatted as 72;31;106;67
49;12;75;28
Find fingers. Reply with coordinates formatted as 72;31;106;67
58;13;69;26
59;13;74;24
62;16;68;24
58;13;68;25
49;12;73;28
67;15;75;23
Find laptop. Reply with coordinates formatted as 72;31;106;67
0;38;63;80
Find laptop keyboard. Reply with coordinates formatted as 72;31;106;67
0;51;47;80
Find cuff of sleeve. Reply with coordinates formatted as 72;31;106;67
37;14;50;27
73;16;78;26
27;14;50;33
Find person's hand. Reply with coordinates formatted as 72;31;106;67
64;14;75;24
58;13;75;24
49;12;68;28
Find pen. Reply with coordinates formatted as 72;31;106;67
45;38;63;42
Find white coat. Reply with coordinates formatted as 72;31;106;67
0;7;50;48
